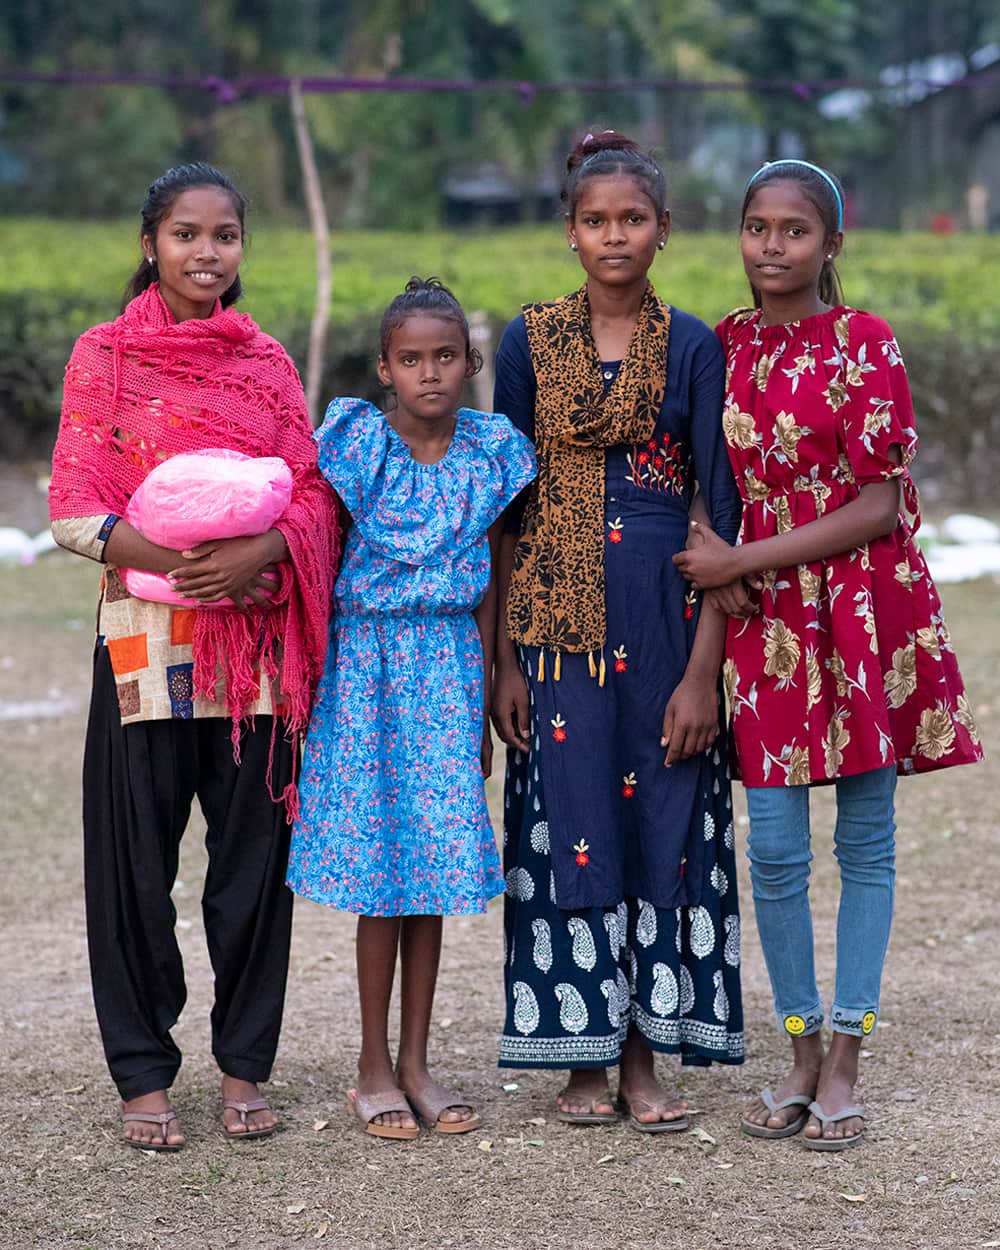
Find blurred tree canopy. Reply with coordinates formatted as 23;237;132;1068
1;0;999;223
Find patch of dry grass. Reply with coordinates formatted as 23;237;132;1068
2;555;998;1250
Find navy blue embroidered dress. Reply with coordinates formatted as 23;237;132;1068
496;309;746;1067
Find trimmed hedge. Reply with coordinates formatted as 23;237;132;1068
2;221;999;497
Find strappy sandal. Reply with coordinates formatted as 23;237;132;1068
802;1100;866;1151
616;1096;689;1134
740;1085;812;1139
122;1107;183;1152
222;1097;277;1141
347;1088;419;1141
555;1088;619;1126
406;1085;482;1135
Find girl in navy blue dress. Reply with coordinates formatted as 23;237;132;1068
492;132;745;1128
288;279;535;1139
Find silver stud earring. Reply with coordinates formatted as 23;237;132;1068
657;241;665;250
570;243;578;252
826;253;833;260
147;256;156;266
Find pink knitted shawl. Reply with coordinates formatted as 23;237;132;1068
50;284;340;751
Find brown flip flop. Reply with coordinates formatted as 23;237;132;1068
222;1097;277;1141
122;1107;183;1152
405;1084;482;1135
347;1088;420;1140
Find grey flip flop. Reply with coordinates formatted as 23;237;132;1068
802;1099;866;1151
740;1085;812;1139
556;1088;619;1125
616;1097;689;1133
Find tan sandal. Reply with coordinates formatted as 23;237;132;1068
347;1088;419;1140
405;1084;481;1135
122;1107;183;1152
222;1097;277;1141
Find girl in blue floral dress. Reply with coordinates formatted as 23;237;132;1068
287;278;535;1139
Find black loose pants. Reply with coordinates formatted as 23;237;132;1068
83;646;294;1100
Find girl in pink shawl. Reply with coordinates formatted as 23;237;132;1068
49;164;340;1150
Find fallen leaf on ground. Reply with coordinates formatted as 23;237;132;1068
665;1177;685;1186
287;1204;306;1215
715;1162;735;1170
439;1018;453;1029
62;1085;85;1095
839;1193;867;1203
501;1082;519;1092
478;1139;493;1151
312;1120;329;1132
688;1127;717;1153
315;1221;329;1239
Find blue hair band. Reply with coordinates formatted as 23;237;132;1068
747;159;843;231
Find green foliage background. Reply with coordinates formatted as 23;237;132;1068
3;220;999;496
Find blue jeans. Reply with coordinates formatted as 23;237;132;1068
745;767;897;1039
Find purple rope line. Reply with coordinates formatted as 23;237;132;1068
1;66;997;102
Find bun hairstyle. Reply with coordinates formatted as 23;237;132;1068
562;129;667;218
378;276;483;375
741;160;845;308
123;163;248;311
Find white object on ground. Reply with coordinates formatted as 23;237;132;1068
0;526;35;564
938;513;1000;545
925;542;1000;584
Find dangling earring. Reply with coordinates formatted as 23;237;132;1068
147;256;156;266
825;254;833;260
569;243;578;252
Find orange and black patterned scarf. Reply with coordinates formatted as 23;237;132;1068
507;283;671;653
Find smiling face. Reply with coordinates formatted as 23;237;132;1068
741;179;842;314
567;174;669;291
144;186;244;322
376;313;473;426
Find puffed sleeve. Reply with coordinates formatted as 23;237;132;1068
468;409;537;517
837;313;918;485
837;312;920;528
313;397;388;518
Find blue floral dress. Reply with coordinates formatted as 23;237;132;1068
287;399;536;917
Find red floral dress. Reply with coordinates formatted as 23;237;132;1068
716;306;982;787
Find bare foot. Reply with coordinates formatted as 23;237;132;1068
396;1063;477;1128
220;1075;278;1137
618;1032;687;1127
555;1068;616;1120
121;1090;184;1149
804;1034;865;1144
356;1062;417;1133
742;1034;823;1133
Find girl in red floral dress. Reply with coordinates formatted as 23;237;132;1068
674;159;982;1150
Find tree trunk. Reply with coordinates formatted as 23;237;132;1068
289;78;331;426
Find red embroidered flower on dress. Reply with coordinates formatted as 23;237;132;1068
551;713;567;742
573;839;590;866
613;645;628;673
622;772;637;798
608;517;623;544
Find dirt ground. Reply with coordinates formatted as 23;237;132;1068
2;554;998;1250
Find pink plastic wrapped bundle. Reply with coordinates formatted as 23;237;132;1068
122;448;293;606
